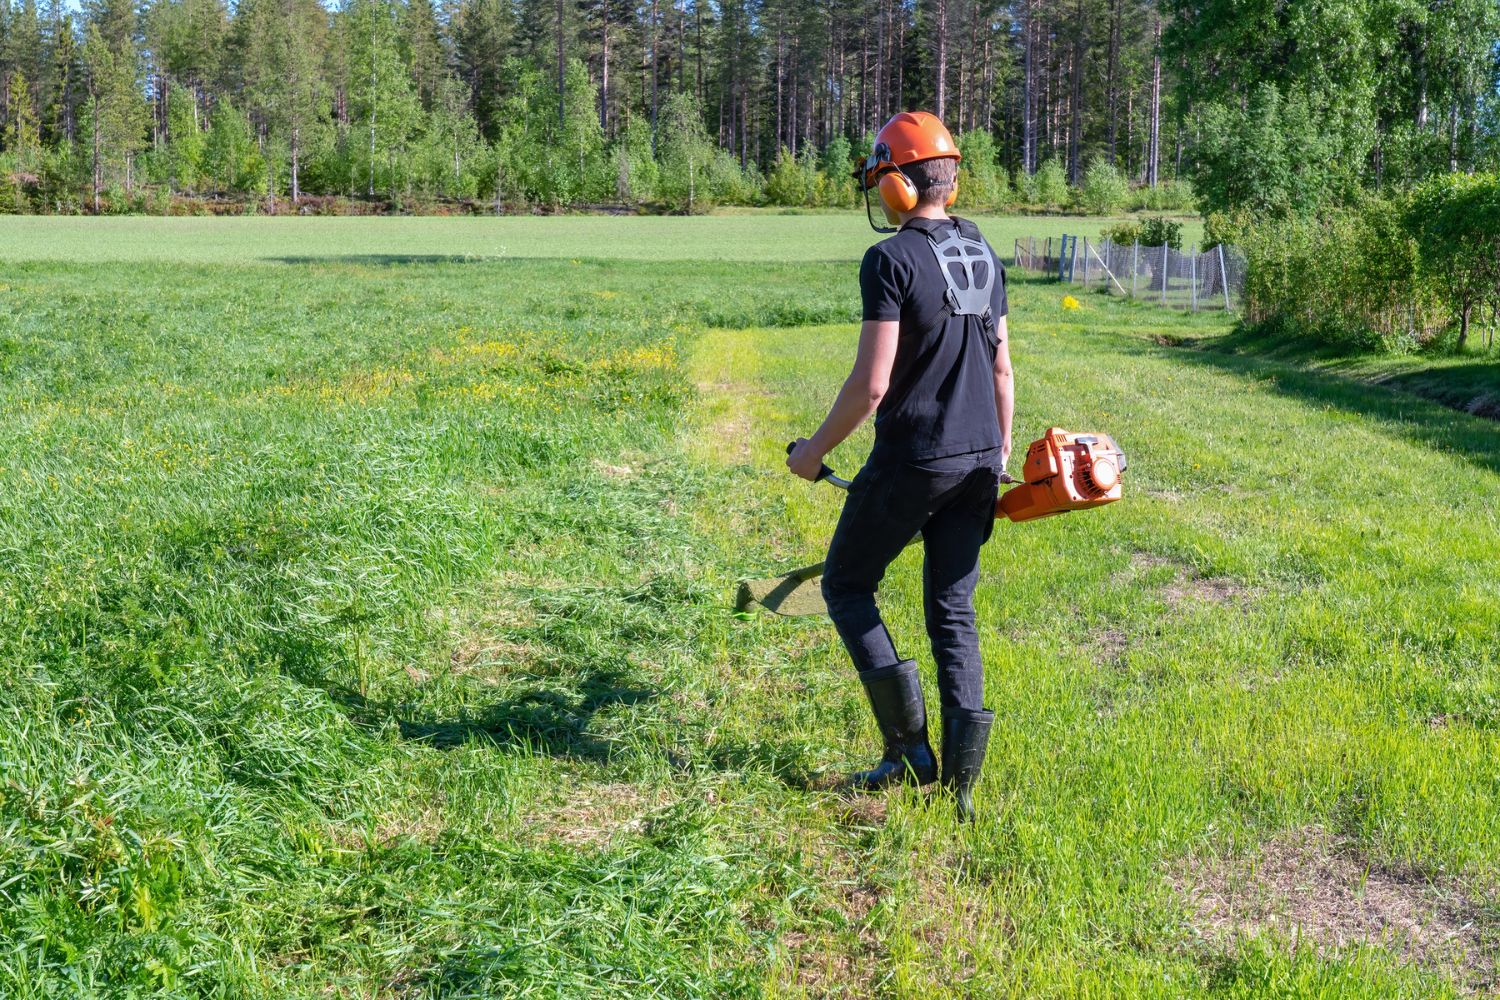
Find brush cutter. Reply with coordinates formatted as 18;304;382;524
735;429;1126;617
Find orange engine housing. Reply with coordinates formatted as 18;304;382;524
998;428;1126;523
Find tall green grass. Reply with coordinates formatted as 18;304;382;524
0;222;1495;998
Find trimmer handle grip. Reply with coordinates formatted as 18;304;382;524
786;441;837;483
785;442;852;490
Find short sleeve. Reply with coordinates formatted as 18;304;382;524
860;246;906;321
991;259;1009;320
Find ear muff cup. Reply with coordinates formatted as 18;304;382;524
878;171;918;216
945;181;958;207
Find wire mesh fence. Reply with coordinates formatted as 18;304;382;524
1011;235;1247;312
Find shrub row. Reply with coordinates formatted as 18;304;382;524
1212;173;1500;353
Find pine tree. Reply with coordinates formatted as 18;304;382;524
3;69;42;166
345;0;420;198
241;0;328;202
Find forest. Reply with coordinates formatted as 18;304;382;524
0;0;1497;214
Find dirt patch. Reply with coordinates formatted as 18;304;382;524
905;864;1015;984
522;781;672;849
1172;826;1499;990
777;879;884;998
449;636;543;680
832;794;889;829
1130;551;1251;607
1091;626;1130;667
591;459;637;478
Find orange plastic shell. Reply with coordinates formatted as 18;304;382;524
876;111;961;168
997;428;1126;523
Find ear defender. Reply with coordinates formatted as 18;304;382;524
945;181;959;208
878;170;918;218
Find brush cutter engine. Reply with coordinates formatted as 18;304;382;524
997;427;1127;523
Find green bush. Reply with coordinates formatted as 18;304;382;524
1405;172;1500;350
1100;220;1142;245
1233;197;1444;352
955;130;1008;210
1013;168;1039;207
1034;159;1071;209
819;135;856;208
1128;179;1196;212
764;146;821;207
1080;158;1128;215
1138;217;1183;250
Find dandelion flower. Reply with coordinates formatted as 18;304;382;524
1062;295;1081;310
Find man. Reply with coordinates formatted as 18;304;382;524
786;111;1013;822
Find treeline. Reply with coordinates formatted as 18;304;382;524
1;0;1495;215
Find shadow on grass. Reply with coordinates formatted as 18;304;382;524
1164;343;1500;479
396;668;657;758
269;254;506;266
276;633;658;760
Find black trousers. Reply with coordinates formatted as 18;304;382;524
820;449;1001;712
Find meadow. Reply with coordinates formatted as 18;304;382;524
0;215;1496;999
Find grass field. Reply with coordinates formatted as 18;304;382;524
1;217;1496;998
0;212;1202;265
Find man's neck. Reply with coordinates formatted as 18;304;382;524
898;206;950;226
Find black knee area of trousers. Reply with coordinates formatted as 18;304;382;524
941;707;994;822
851;660;938;790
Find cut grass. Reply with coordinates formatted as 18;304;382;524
0;218;1496;998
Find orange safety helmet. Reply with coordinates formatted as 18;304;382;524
855;111;962;232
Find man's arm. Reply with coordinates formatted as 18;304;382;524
994;314;1014;471
786;319;899;481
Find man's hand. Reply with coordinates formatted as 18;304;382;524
786;437;827;482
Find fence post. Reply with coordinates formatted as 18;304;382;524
1131;241;1138;299
1083;238;1091;288
1071;235;1080;283
1160;243;1169;305
1190;244;1198;312
1217;243;1231;310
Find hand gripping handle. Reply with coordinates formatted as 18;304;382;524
786;442;852;490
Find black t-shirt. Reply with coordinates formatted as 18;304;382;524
859;215;1007;464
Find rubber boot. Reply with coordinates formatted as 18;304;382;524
851;660;938;790
941;708;994;822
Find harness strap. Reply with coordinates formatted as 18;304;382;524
923;221;997;319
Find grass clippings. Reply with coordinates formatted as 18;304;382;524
1173;826;1499;991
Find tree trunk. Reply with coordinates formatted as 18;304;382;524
776;21;784;148
292;125;301;203
1022;0;1034;173
1068;0;1084;184
1106;0;1121;162
91;89;101;214
600;4;609;133
935;0;947;120
649;0;659;156
556;0;565;129
1148;3;1161;188
368;15;377;198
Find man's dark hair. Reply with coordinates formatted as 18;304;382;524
904;157;958;207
